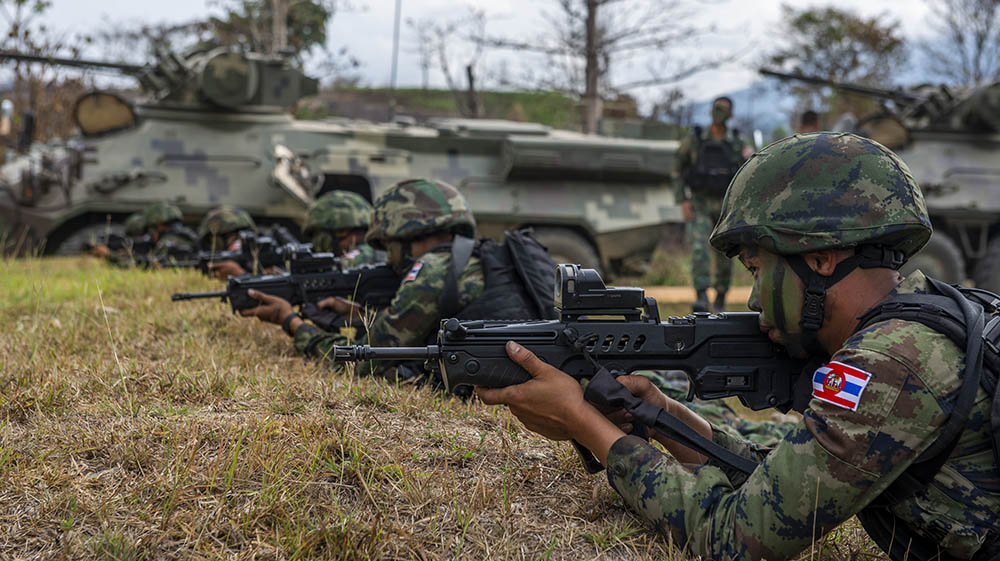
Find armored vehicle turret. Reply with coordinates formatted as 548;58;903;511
761;68;1000;292
0;47;680;275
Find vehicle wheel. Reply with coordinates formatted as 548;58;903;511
973;235;1000;293
900;231;965;284
53;222;125;256
530;227;602;273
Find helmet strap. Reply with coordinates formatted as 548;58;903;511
784;245;904;355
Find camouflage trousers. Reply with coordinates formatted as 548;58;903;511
642;371;795;447
687;198;732;293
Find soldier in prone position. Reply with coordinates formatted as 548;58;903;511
302;190;380;268
142;201;198;266
197;205;258;279
239;179;486;385
481;133;999;560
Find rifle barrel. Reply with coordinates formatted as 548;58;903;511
171;290;228;302
333;345;439;361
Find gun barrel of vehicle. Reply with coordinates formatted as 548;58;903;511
759;68;921;104
332;345;440;361
0;50;144;74
170;290;228;302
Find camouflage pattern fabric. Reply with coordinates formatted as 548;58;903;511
710;132;932;259
293;249;484;382
303;191;373;235
642;371;794;447
151;223;198;263
339;243;381;269
606;271;999;560
141;201;184;230
123;213;145;237
366;179;476;249
198;205;255;249
686;196;732;293
675;128;747;292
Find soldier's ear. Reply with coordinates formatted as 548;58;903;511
802;249;851;276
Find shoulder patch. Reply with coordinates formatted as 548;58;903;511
403;262;423;282
345;249;360;259
812;361;872;411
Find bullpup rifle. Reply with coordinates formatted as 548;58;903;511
170;262;402;315
330;264;810;473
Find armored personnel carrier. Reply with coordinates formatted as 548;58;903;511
761;69;1000;292
0;46;681;275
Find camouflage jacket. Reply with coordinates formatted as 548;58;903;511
674;126;749;204
150;224;198;264
606;271;999;560
340;243;381;269
293;247;484;380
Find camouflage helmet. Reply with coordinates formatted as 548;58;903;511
302;191;373;236
123;212;145;237
365;178;476;249
142;201;184;229
710;132;931;260
198;205;256;243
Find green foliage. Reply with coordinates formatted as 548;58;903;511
208;0;334;57
767;4;906;120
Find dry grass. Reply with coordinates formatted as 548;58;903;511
0;256;885;560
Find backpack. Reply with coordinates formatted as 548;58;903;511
439;229;559;322
850;278;1000;561
682;126;742;197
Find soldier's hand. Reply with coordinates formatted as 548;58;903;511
207;260;247;280
239;289;294;325
478;341;625;465
477;341;593;441
607;375;671;434
87;244;112;259
317;296;363;319
680;200;694;222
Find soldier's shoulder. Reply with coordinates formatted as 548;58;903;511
840;316;963;396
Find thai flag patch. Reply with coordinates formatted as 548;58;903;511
345;249;360;259
404;262;423;282
812;361;872;411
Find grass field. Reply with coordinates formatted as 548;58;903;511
0;257;887;560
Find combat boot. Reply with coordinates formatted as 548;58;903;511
713;290;727;313
693;290;709;313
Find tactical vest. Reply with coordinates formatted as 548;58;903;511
682;126;742;197
848;278;1000;561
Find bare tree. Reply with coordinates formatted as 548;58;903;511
0;0;94;145
480;0;728;133
648;87;693;128
921;0;1000;86
406;8;487;117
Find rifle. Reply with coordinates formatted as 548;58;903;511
329;264;809;473
158;232;328;275
170;263;402;315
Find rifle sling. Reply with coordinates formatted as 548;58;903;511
439;236;476;319
584;367;758;475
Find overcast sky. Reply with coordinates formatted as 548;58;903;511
43;0;934;104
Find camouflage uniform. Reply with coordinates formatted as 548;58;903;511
198;205;255;252
294;179;482;381
142;202;197;262
674;127;749;307
303;190;379;265
644;371;795;446
606;134;999;559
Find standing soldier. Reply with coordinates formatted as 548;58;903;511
797;110;821;133
675;96;753;313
